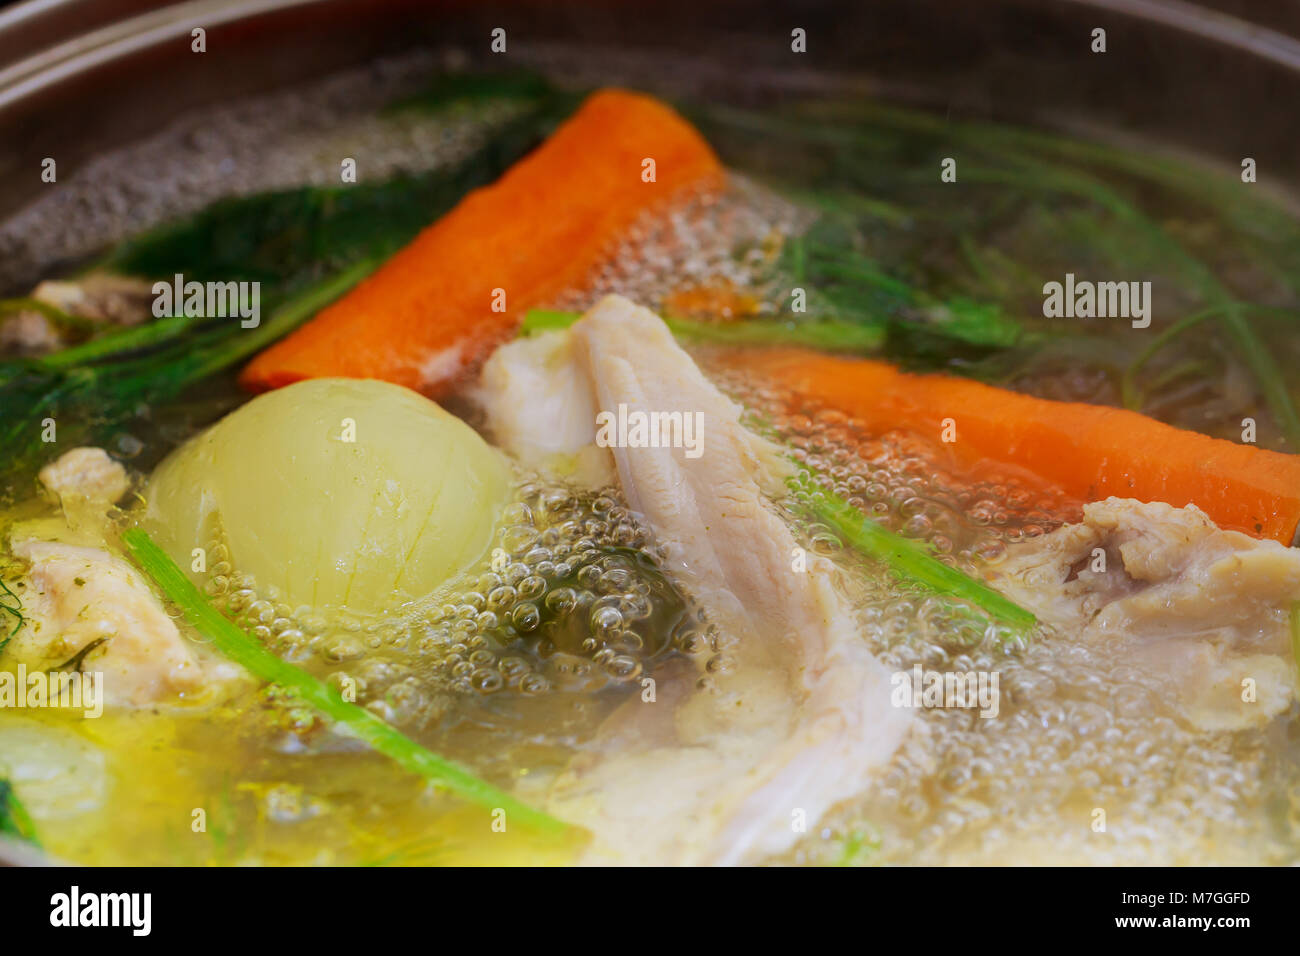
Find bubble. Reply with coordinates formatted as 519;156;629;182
501;501;533;525
705;653;735;674
501;525;540;556
518;575;547;601
591;605;624;637
545;587;577;614
604;655;643;681
598;568;633;593
227;588;255;613
510;603;541;632
487;585;517;611
519;673;551;696
719;370;1296;864
321;638;366;663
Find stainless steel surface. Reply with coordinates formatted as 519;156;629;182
0;0;1297;230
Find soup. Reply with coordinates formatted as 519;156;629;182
2;51;1300;867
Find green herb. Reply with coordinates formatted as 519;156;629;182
692;98;1300;446
0;578;23;651
775;221;1026;362
106;96;573;298
834;826;881;866
523;310;1033;630
1120;308;1218;410
1;89;580;487
666;315;886;352
520;309;583;334
56;635;107;673
791;469;1036;632
0;297;94;334
0;262;372;483
0;779;40;847
121;528;571;836
523;308;886;354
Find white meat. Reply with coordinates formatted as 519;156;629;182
992;498;1300;731
480;294;911;864
38;447;129;506
9;539;241;708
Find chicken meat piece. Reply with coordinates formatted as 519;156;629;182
8;538;243;708
473;330;615;489
0;309;61;354
39;447;130;506
30;274;154;326
991;498;1300;730
480;295;911;864
1;274;154;358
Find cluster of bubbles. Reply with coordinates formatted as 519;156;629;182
199;475;690;734
720;371;1080;557
705;373;1296;865
819;628;1297;866
549;175;813;319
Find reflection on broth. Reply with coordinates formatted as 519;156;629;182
3;50;1300;867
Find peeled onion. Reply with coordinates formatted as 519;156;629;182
143;378;510;612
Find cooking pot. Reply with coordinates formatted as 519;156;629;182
0;0;1296;864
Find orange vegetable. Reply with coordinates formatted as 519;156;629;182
663;279;762;321
241;88;723;395
722;347;1300;543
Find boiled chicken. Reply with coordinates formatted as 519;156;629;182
992;497;1300;731
479;294;911;864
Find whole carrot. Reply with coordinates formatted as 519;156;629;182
722;347;1300;543
241;88;722;395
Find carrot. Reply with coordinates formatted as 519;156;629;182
663;279;762;321
721;347;1300;543
240;88;722;395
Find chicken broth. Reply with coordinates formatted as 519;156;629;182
3;50;1300;866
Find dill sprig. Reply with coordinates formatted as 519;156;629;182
692;98;1300;447
0;577;22;651
0;262;373;484
834;825;882;866
0;86;578;487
